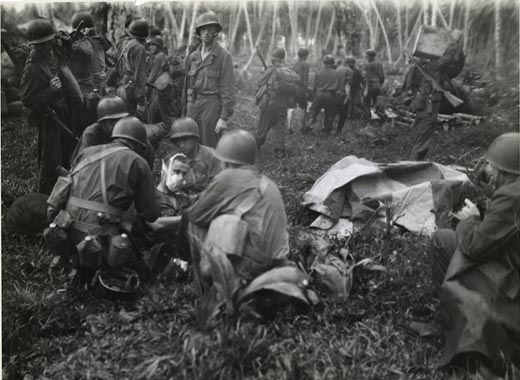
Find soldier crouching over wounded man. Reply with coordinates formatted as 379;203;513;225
175;129;290;285
411;132;520;379
46;116;160;285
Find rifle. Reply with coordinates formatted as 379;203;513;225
46;107;79;142
406;51;463;108
256;46;267;70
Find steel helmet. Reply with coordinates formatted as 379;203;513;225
169;117;200;140
214;129;256;166
486;132;520;174
149;36;164;49
72;11;94;30
195;11;222;34
128;18;149;39
297;48;309;58
323;54;335;65
345;56;356;65
97;96;129;122
112;116;148;148
149;25;161;37
27;18;55;45
271;47;285;61
366;49;377;58
96;267;140;300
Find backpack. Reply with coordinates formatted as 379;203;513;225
272;66;301;97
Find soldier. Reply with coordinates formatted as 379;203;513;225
183;11;236;148
254;48;299;158
303;55;339;134
363;49;385;111
334;57;352;133
179;130;289;283
345;57;365;121
161;117;221;201
47;117;160;283
146;36;174;124
293;47;310;113
416;133;520;379
116;18;149;117
20;18;82;194
71;96;155;169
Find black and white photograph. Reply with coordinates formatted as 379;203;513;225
1;0;519;378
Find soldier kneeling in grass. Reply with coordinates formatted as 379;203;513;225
176;130;290;285
412;132;520;379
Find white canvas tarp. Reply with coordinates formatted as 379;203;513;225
302;156;469;236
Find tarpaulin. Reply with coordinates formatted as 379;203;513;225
302;156;469;236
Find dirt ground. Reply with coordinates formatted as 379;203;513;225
1;65;519;379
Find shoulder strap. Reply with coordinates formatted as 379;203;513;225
71;146;128;176
234;176;270;217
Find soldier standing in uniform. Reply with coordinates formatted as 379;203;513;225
183;11;235;148
21;18;82;194
363;49;385;112
146;36;174;124
303;55;339;134
291;47;310;129
116;18;149;117
254;48;297;158
345;57;365;121
334;57;352;133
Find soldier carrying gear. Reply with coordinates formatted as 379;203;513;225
363;49;385;112
292;47;311;130
21;17;82;194
254;47;300;158
116;18;149;117
176;129;290;284
46;116;159;285
183;10;236;148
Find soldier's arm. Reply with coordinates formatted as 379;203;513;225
20;64;60;110
132;45;148;105
219;52;236;120
188;177;225;227
133;160;160;222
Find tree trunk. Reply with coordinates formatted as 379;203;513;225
395;0;404;62
423;0;429;25
448;0;456;28
166;2;180;45
243;2;255;55
287;1;299;55
229;4;242;53
186;1;199;57
312;0;324;54
435;6;450;30
270;1;278;50
324;9;335;54
494;0;502;69
369;0;392;63
179;5;186;46
463;0;470;53
242;12;270;71
404;1;409;46
305;2;313;48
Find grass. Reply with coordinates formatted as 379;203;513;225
2;64;519;379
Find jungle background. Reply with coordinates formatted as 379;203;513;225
1;0;519;379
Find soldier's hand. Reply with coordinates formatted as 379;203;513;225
215;118;228;134
50;76;62;91
452;199;480;220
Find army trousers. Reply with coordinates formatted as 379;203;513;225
254;100;288;153
410;101;440;161
308;91;335;132
187;94;221;148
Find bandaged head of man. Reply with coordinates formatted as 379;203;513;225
162;153;190;193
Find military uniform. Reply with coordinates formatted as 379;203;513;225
146;50;174;124
430;179;520;373
254;63;294;156
334;64;352;132
307;65;339;133
21;48;82;194
363;59;385;109
117;38;147;115
293;58;310;109
184;42;235;148
186;166;289;281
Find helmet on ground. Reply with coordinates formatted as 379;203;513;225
366;49;377;58
345;56;356;65
128;18;149;39
112;116;148;148
27;18;55;45
486;132;520;174
72;11;94;30
214;129;256;165
323;55;335;65
149;36;164;48
169;117;200;140
271;47;285;61
96;267;140;300
195;11;222;34
97;96;129;122
297;48;309;58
